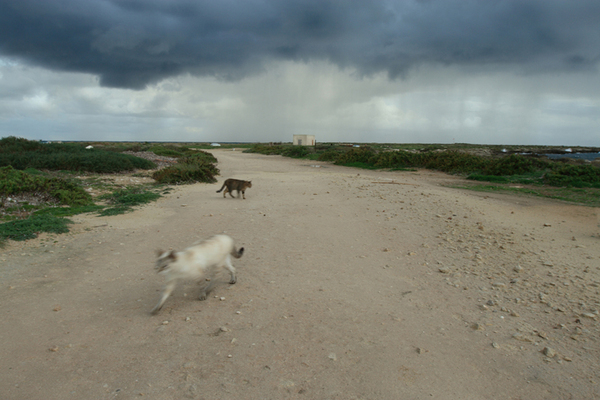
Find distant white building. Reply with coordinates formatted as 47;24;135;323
293;134;315;146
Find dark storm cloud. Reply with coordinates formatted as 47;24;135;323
1;0;599;89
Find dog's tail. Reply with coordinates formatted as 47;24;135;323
231;246;244;259
216;182;226;193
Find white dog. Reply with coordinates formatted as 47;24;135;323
151;234;244;314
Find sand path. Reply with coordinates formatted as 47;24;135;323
1;149;599;399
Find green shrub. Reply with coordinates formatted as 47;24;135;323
150;146;183;158
152;162;220;184
281;146;309;158
543;165;600;188
482;154;551;176
317;149;344;161
334;147;378;165
180;151;218;164
0;137;156;172
0;214;72;242
0;166;92;206
98;187;163;216
243;145;285;155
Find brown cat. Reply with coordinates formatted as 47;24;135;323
216;178;252;199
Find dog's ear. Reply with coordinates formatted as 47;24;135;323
238;247;244;255
167;250;177;260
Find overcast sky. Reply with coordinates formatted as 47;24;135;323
1;0;599;145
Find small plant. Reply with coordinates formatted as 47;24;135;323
179;151;218;164
243;145;285;155
152;162;220;184
0;166;92;206
0;137;156;173
0;214;72;243
98;187;162;216
281;146;309;158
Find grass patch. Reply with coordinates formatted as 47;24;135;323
453;184;600;207
152;161;219;184
98;187;162;216
1;166;92;206
0;214;72;243
338;162;381;170
0;136;156;173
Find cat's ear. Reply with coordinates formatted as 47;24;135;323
167;250;177;260
155;249;164;257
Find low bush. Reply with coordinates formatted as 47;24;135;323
0;214;72;242
543;164;600;188
334;147;378;165
152;162;220;184
243;145;285;155
317;149;344;161
281;146;309;158
179;150;218;164
482;154;551;176
0;137;156;172
0;166;92;206
98;187;162;216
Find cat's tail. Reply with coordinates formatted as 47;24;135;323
216;182;226;193
231;247;244;259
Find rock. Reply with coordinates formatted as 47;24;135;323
220;327;230;332
512;333;534;342
542;347;556;358
492;342;500;349
581;313;596;320
492;282;506;288
328;353;337;360
542;262;554;267
161;321;169;325
514;265;523;273
438;267;451;274
472;323;485;331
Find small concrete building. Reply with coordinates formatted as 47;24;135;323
293;134;316;146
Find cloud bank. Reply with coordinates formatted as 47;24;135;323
2;0;599;89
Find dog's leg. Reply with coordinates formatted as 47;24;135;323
151;280;176;315
224;256;237;284
198;279;214;300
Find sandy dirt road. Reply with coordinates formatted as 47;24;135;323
1;149;599;399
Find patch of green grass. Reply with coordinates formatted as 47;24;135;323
98;187;162;216
281;146;309;158
243;144;286;155
338;162;381;170
34;204;105;217
152;162;219;184
0;214;72;243
0;166;92;206
0;136;156;173
452;184;600;207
